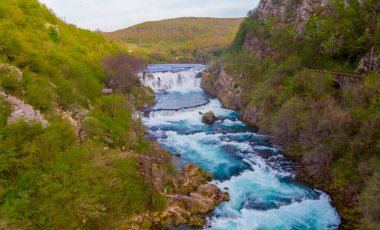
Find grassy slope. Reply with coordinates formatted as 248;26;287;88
216;0;380;228
105;17;244;62
0;1;167;229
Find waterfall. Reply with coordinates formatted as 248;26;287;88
146;101;212;118
140;71;202;92
142;64;341;230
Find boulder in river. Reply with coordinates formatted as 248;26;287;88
202;111;220;125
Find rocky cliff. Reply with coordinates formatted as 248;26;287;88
203;0;380;228
201;64;260;126
255;0;326;35
243;0;328;60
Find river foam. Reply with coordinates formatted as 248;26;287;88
142;64;341;230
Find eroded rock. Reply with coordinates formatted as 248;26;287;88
1;92;48;127
358;52;380;74
202;111;220;125
124;163;228;229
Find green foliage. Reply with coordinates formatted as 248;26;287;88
277;56;302;76
48;27;59;43
0;97;11;126
0;141;167;229
24;77;54;112
0;64;23;93
0;0;120;111
83;95;147;149
218;0;380;227
0;1;169;228
134;140;150;153
360;170;380;230
105;17;244;63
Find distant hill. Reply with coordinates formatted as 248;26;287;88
105;17;244;63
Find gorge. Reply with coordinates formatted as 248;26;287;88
1;0;379;229
141;64;341;229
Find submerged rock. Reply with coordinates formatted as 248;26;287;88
202;111;220;125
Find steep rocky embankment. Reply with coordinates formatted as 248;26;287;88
201;64;260;125
125;152;229;229
203;0;380;228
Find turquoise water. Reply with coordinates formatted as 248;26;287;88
141;64;341;230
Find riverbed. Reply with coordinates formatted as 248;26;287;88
141;64;341;229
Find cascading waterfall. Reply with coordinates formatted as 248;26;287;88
140;65;203;92
142;64;341;230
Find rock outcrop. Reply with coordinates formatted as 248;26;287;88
240;106;260;126
202;111;220;125
125;163;229;229
255;0;326;36
56;107;88;141
201;64;260;126
358;52;380;74
0;92;48;127
201;65;246;110
244;0;328;59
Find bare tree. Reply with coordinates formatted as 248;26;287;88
103;52;147;92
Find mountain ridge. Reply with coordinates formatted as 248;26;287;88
105;17;244;62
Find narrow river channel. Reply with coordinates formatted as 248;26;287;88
141;64;341;230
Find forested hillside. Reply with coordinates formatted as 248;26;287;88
105;17;243;63
204;0;380;228
0;1;168;228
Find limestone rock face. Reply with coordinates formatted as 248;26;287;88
56;107;89;141
197;184;219;197
243;35;278;60
202;64;261;126
174;164;213;194
240;106;260;126
201;65;246;110
182;194;215;214
358;52;380;74
1;92;48;127
243;0;328;61
256;0;326;36
124;163;229;229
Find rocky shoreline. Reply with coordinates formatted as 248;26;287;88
201;64;350;228
124;143;229;229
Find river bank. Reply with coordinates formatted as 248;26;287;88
201;63;356;228
140;64;340;229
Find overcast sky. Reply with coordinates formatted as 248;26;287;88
39;0;258;32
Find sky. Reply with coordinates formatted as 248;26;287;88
39;0;259;32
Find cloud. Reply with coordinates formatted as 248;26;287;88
39;0;259;32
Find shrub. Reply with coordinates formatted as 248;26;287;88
0;97;11;126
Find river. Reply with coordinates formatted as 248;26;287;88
140;64;341;230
